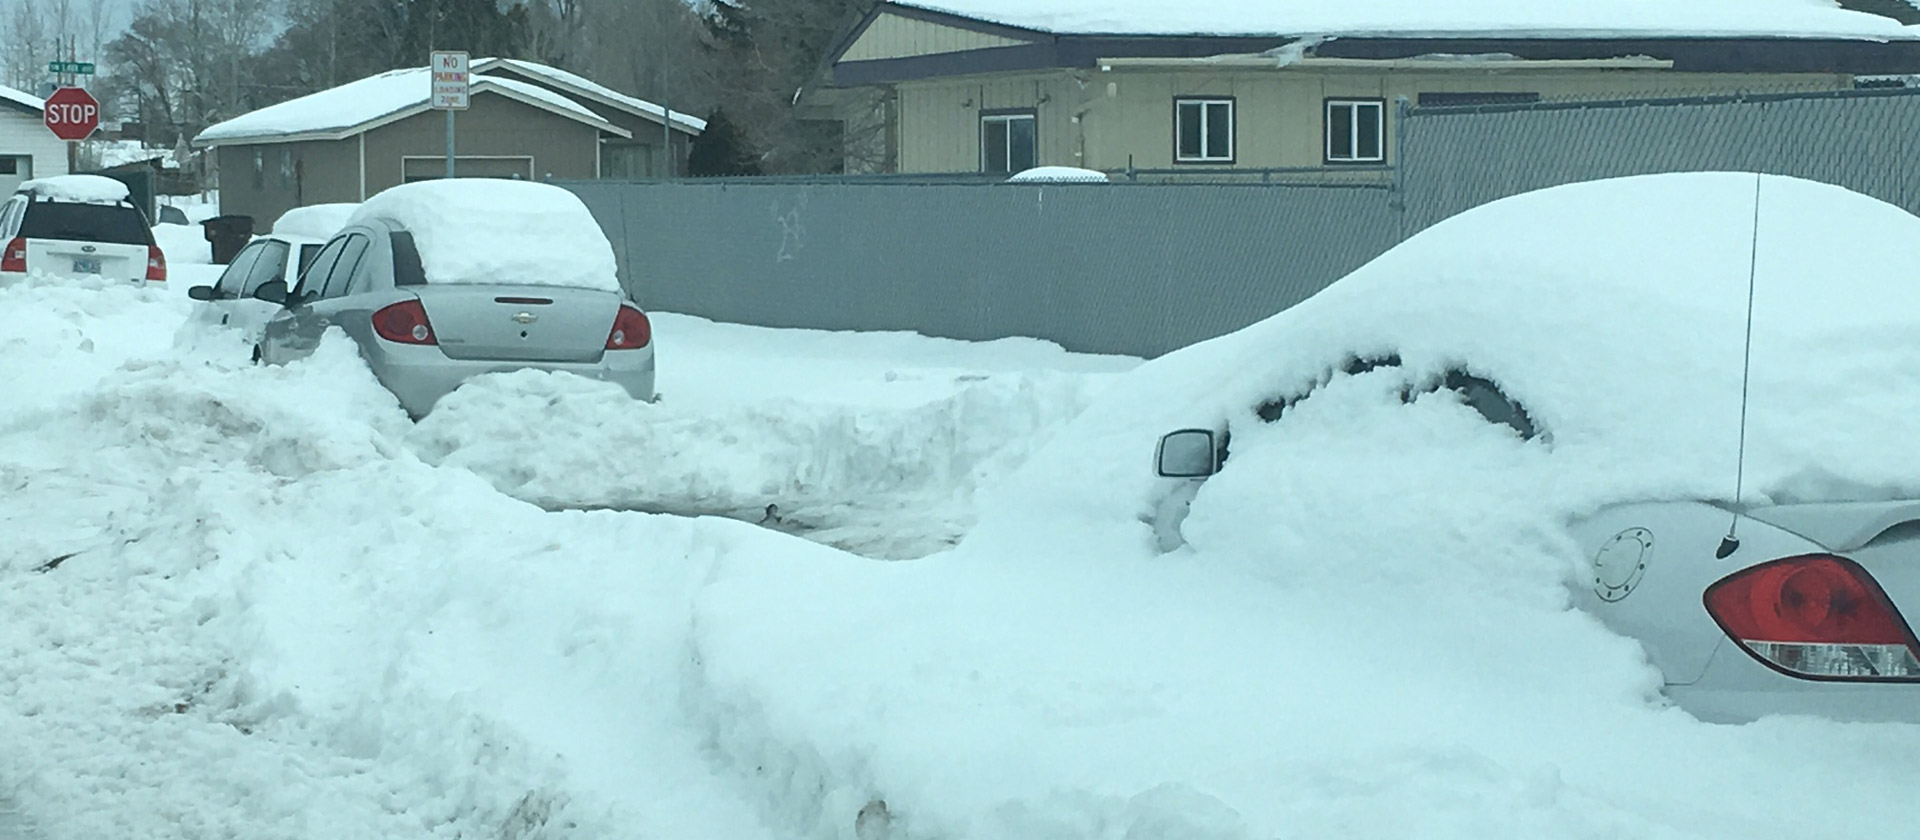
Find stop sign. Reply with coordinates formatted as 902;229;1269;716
44;87;100;141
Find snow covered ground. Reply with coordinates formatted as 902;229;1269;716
7;173;1920;840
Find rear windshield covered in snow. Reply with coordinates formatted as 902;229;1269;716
20;202;153;246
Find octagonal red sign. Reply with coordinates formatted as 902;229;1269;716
44;87;100;141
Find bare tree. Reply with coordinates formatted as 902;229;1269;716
2;0;55;93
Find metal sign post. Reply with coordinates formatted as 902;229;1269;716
429;51;470;178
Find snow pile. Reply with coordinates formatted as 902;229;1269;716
902;0;1920;39
1006;166;1110;183
270;203;359;240
408;366;1108;558
18;175;131;204
349;180;619;291
1;252;1130;837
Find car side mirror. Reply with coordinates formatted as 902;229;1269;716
251;279;289;305
1155;429;1219;478
187;285;218;302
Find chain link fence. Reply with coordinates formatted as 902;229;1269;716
560;85;1920;358
1396;86;1920;236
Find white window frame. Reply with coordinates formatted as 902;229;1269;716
1325;99;1386;164
979;111;1036;174
1174;97;1235;163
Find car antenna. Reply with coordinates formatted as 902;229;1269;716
1716;172;1764;561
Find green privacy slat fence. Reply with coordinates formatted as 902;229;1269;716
556;86;1920;359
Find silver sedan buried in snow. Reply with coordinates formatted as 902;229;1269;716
250;182;655;418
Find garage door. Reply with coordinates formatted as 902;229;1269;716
0;156;31;198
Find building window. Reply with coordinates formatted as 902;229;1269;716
980;110;1035;175
279;148;294;185
1174;98;1234;163
1325;99;1385;164
252;149;264;188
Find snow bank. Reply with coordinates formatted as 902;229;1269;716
270;203;358;240
18;175;131;204
903;0;1920;38
349;180;620;291
1006;166;1110;183
408;366;1108;558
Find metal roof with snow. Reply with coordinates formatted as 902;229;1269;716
192;67;632;147
472;58;705;133
886;0;1920;39
0;83;42;116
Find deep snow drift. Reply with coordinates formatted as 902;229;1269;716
6;173;1920;840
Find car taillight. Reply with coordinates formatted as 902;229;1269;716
146;245;167;282
1703;554;1920;681
371;300;436;345
606;305;651;350
1;237;24;273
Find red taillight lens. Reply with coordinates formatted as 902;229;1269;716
146;245;167;282
371;299;436;345
1703;554;1920;680
606;305;652;350
1;237;25;273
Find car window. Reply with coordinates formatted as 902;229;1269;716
390;231;426;286
241;240;292;295
0;198;22;237
1255;354;1402;423
319;234;371;299
297;243;323;276
1441;370;1538;439
19;202;153;245
294;238;349;303
215;242;267;297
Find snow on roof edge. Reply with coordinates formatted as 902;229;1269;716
193;68;627;147
0;83;43;112
477;58;706;133
884;0;1920;41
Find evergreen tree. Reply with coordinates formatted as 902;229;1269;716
687;109;763;177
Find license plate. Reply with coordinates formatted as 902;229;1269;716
72;258;102;274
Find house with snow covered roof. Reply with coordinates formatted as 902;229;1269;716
824;0;1920;178
0;85;68;197
194;60;704;231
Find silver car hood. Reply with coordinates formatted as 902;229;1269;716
1744;500;1920;552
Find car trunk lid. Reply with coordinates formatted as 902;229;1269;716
414;285;618;363
26;238;147;282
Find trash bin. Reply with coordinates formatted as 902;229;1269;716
201;215;254;264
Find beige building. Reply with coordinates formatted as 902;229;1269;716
194;61;704;230
826;1;1920;180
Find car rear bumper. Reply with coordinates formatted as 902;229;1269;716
366;344;656;417
1666;640;1920;724
0;269;155;285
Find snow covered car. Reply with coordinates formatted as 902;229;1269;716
249;180;655;418
0;175;164;284
187;203;357;336
1139;172;1920;724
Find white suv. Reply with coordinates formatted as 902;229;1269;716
0;175;165;284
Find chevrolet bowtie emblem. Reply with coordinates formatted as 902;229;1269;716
512;311;538;324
